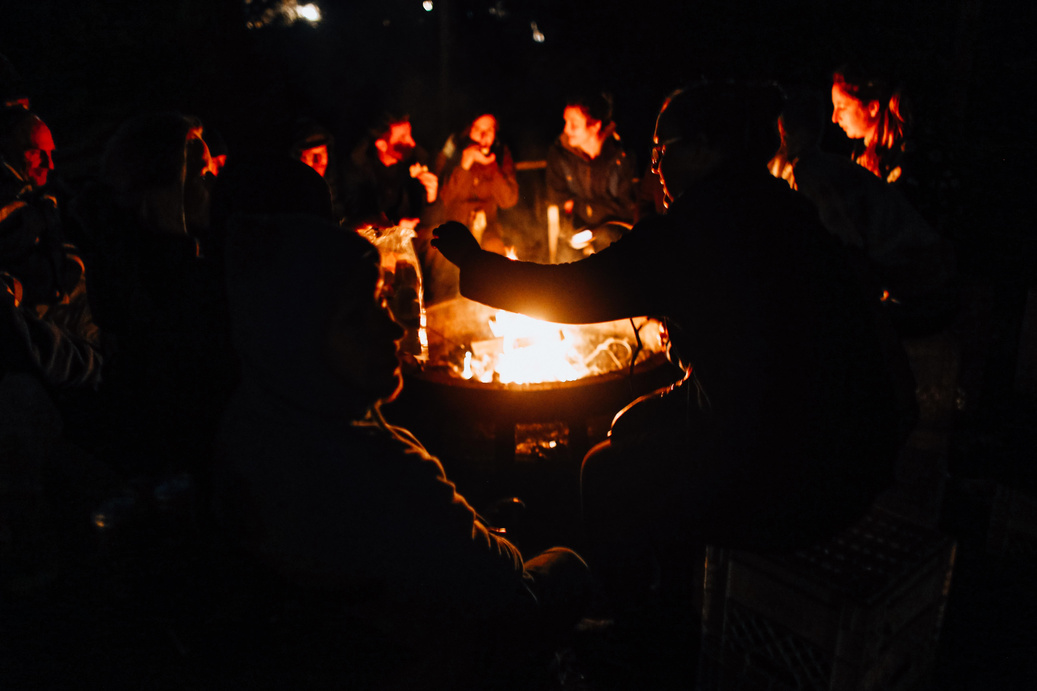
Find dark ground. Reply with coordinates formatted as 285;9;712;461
3;303;1037;689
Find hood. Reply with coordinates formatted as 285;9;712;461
224;213;380;419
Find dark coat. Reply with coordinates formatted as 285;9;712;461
343;140;431;228
545;132;636;229
458;165;908;539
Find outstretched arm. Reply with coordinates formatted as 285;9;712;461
431;220;660;324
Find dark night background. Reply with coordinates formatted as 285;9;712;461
4;1;1037;688
2;0;1035;272
1;0;1033;262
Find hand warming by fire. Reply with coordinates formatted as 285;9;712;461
426;221;666;385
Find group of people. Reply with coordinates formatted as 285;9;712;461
1;47;957;688
282;91;643;302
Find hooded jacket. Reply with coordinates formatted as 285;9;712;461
214;215;532;623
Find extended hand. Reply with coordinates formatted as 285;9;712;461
431;221;482;267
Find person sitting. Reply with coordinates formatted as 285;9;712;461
213;214;590;689
288;116;346;223
426;111;519;302
433;80;912;610
830;65;910;185
70;112;235;479
774;86;958;337
343;112;438;231
545;91;637;260
1;107;100;392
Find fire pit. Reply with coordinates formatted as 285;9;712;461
383;297;682;548
389;297;681;467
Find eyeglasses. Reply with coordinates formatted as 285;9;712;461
650;137;682;172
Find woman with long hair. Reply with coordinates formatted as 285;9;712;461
831;66;910;184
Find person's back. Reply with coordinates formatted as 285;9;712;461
215;214;589;688
433;81;908;558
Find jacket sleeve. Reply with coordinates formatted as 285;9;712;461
458;215;670;324
490;148;520;210
607;148;638;221
579;149;637;227
0;298;102;390
373;429;534;617
545;145;572;209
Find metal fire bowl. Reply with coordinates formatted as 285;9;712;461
384;299;683;544
401;297;681;426
398;352;680;427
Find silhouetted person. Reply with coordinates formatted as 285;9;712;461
288;116;346;222
214;214;590;689
208;152;335;272
72;112;235;479
434;81;911;610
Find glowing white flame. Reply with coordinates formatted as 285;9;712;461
296;3;322;23
464;311;585;385
428;297;665;386
570;229;594;250
422;1;434;11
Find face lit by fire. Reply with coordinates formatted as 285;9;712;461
831;81;880;142
562;106;601;156
22;119;55;188
652;100;686;202
298;144;329;177
325;276;405;405
468;115;496;150
375;121;416;166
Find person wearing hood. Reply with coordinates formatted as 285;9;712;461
545;91;637;260
288;116;346;223
214;215;590;688
68;112;233;477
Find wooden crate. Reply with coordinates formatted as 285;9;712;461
698;509;956;690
